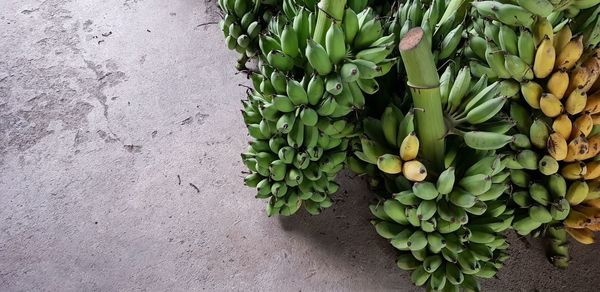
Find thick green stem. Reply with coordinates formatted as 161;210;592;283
399;27;446;172
313;0;346;45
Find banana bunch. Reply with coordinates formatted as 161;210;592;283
440;65;519;151
351;106;428;185
256;6;397;95
388;0;470;64
218;0;282;69
240;1;398;216
241;86;354;216
467;6;600;268
370;145;513;291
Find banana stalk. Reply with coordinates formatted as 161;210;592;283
399;27;446;172
313;0;347;45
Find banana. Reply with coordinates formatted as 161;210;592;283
417;199;437;222
534;35;556;79
554;25;573;55
530;183;551;206
518;0;554;17
354;18;383;49
463;131;514;150
400;132;420;161
410;266;430;287
539;155;560;175
565;227;595;244
448;67;473;112
485;42;512;80
521;81;543;109
427;232;447;254
540;93;564;118
459;174;492;196
530;119;550;149
437;167;456;195
384;200;409;225
494;4;536;27
518;28;536;65
287;79;309;105
556;36;584;71
439;24;464;60
505;54;535;82
403;160;428;182
533;16;554;46
513;216;542;235
413;182;439;200
553;114;573;140
567;180;590;205
511;169;531;188
429;266;447;291
397;253;421;271
325;23;346;64
449;189;479;208
584;161;600;180
281;25;299;58
547;70;570;100
381;106;399;147
373;220;404;239
307;74;325;106
377;154;403;174
499;24;519;56
306;39;332;76
561;161;588;180
465;96;508;124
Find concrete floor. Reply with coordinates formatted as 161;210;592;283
1;0;600;291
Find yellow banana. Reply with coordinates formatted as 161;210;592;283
377;154;403;174
556;36;584;71
579;135;600;160
581;54;600;92
553;114;573;140
403;160;427;182
521;81;543;109
561;161;587;180
565;227;595;244
540;93;563;118
584;161;600;180
585;90;600;114
568;66;593;95
567;180;590;205
593;114;600;125
565;134;589;162
553;25;572;55
547;70;569;99
534;35;556;79
585;198;600;208
548;132;568;161
571;113;593;138
533;16;553;46
565;87;588;115
400;132;419;161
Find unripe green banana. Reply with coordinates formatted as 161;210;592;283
397;253;421;271
529;119;550;149
437;167;456;195
307;74;325;106
343;8;359;43
463;131;514;151
439;24;464;60
499;24;519;56
281;25;299;58
416;199;437;221
448;67;472;113
449;189;479;208
539;155;560;175
548;174;567;198
530;183;551;206
325;23;346;64
529;205;553;223
427;232;447;254
413;182;440;200
306;39;332;76
354;18;383;49
373;220;404;239
505;54;534;82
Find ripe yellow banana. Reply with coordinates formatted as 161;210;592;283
540;93;563;118
554;25;572;55
533;16;553;46
548;132;568;161
565;134;590;162
571;113;593;138
568;66;593;95
585;198;600;208
565;227;595;244
553;114;573;140
561;161;588;180
547;70;569;99
567;180;590;205
585;90;600;114
565;87;588;115
584;161;600;180
403;160;427;182
579;135;600;160
400;132;419;161
534;35;556;79
556;36;584;71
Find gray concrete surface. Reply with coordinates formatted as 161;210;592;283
1;0;600;291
